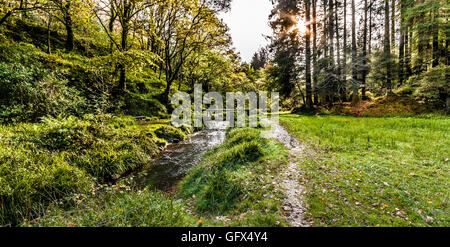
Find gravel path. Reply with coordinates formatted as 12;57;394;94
263;122;310;227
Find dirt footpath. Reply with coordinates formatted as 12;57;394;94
263;121;310;227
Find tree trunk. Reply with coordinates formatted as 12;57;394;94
342;0;347;101
323;0;328;58
368;0;372;54
109;6;116;54
162;78;174;106
118;22;129;93
335;0;342;101
313;0;319;105
65;18;74;52
362;0;368;100
405;25;412;77
415;0;425;74
391;0;395;47
384;0;392;91
329;0;334;65
351;0;358;102
305;0;313;109
23;0;28;19
63;3;74;53
47;15;52;54
432;7;439;67
447;95;450;114
0;11;12;25
398;0;405;85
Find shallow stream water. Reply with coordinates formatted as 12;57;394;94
135;122;228;191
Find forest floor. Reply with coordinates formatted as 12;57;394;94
316;93;437;117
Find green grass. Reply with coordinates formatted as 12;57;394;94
280;114;450;226
0;114;182;225
29;126;289;227
28;184;196;227
179;128;289;227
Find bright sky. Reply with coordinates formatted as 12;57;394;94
219;0;273;62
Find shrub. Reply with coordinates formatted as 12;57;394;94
0;61;86;123
124;94;167;118
412;65;449;107
11;116;163;180
154;125;186;142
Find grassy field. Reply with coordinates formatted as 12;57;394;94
280;114;449;226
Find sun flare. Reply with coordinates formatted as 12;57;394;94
287;15;307;35
295;18;307;34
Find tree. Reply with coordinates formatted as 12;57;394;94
341;0;347;101
48;0;84;51
156;0;230;106
250;48;268;70
351;0;358;101
398;0;405;85
305;0;313;109
391;0;395;47
111;0;150;93
334;0;341;101
268;0;302;101
384;0;391;91
312;0;319;104
0;0;44;25
361;0;368;99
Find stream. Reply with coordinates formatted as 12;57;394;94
134;122;228;191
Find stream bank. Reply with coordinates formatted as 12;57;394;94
134;122;228;191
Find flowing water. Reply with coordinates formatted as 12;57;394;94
135;122;228;191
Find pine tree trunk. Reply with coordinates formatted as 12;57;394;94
398;0;405;85
313;0;319;104
405;26;412;77
351;0;358;102
432;7;439;67
335;0;342;102
323;0;328;58
362;0;368;100
415;0;425;74
342;0;347;101
391;0;395;47
384;0;392;91
305;0;313;109
329;0;335;65
368;0;372;54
